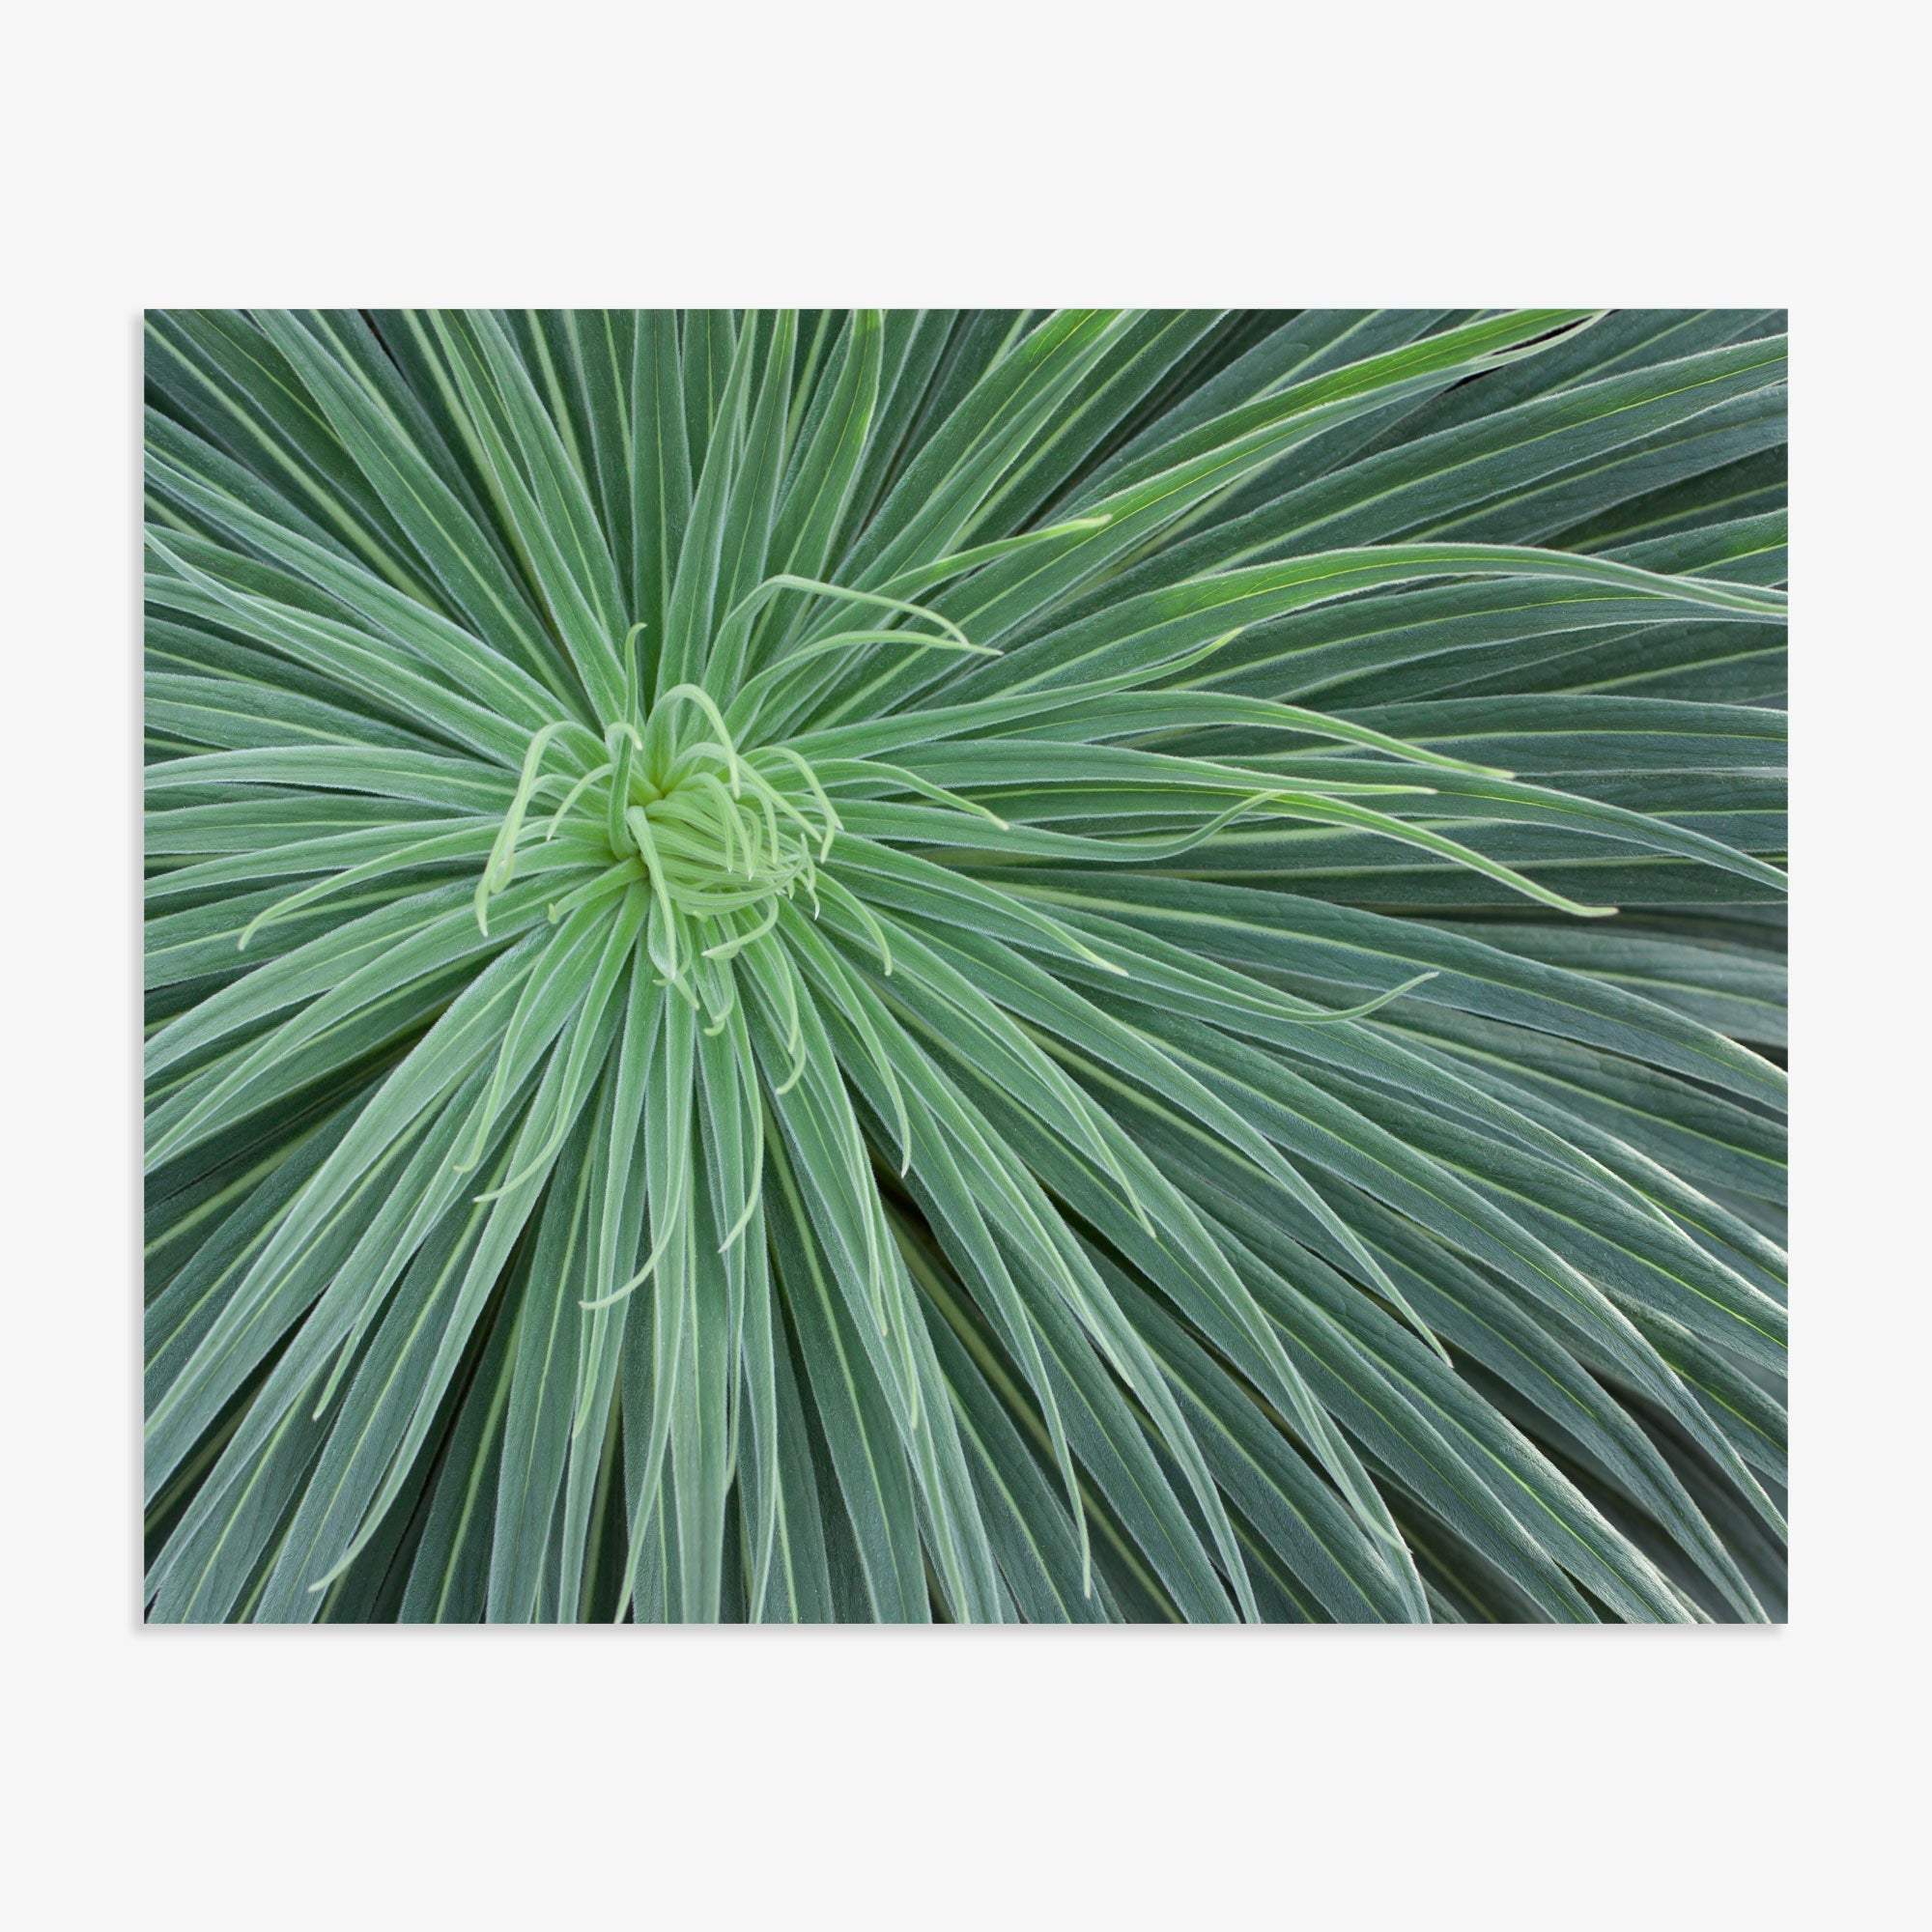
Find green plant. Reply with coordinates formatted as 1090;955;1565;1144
143;308;1787;1623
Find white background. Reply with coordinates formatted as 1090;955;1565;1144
7;4;1922;1923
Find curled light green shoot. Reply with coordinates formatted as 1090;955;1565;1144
475;721;571;934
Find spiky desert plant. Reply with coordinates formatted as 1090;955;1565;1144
143;309;1787;1623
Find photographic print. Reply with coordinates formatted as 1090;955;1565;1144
141;309;1788;1625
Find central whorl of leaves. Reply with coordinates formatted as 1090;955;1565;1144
470;577;993;1000
143;307;1790;1626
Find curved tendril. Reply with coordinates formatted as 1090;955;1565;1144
620;621;648;727
476;721;570;934
1293;970;1439;1023
823;756;1007;831
650;685;744;795
703;899;781;960
718;570;972;654
543;759;613;840
738;762;821;856
718;1181;762;1253
626;811;691;983
580;1204;682;1312
759;745;844;857
241;825;492;951
726;630;999;740
717;571;998;738
606;720;641;855
815;874;893;976
762;954;808;1094
696;953;737;1037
